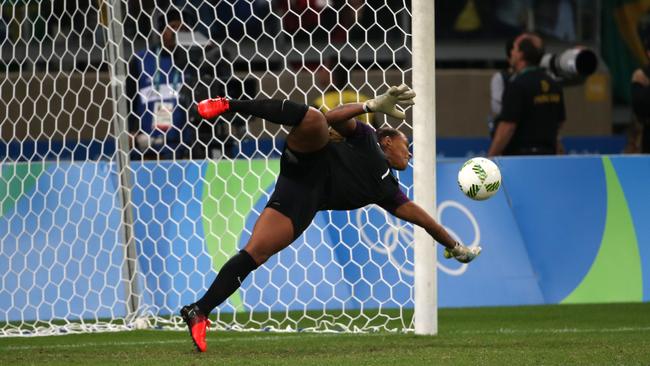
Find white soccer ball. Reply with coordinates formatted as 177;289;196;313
457;157;502;201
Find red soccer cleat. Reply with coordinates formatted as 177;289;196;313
197;97;230;119
180;304;211;352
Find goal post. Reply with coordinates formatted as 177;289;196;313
412;0;438;335
103;0;141;319
0;0;439;336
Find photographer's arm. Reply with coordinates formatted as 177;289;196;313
631;69;650;122
632;69;650;87
488;76;522;156
488;121;516;157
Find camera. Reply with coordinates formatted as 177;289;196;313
540;47;598;80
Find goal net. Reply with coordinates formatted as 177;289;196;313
0;0;418;336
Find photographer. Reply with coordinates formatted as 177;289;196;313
488;33;566;156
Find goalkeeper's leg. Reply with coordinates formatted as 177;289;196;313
197;97;329;153
194;208;295;315
182;207;298;352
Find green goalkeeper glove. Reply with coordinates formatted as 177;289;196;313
364;84;416;119
443;242;482;264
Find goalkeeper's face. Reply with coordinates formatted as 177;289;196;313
383;133;411;171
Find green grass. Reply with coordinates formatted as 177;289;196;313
1;303;650;365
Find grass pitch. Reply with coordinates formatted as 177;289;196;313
1;302;649;365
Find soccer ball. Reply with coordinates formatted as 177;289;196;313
457;157;502;200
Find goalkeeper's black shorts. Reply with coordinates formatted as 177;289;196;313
265;145;329;239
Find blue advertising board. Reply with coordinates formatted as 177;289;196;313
1;156;650;322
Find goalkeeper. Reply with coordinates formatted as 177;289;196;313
181;84;481;352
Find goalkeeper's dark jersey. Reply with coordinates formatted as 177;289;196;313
268;121;409;238
322;122;409;212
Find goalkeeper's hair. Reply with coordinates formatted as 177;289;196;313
376;128;403;147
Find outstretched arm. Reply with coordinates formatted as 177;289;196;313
393;201;456;249
392;201;481;263
324;103;365;137
324;84;416;138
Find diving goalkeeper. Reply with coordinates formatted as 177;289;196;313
181;84;481;352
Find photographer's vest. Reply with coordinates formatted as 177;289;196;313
133;48;184;153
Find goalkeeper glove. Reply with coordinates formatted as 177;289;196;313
364;84;416;119
443;242;482;264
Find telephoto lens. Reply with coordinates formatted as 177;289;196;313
540;47;598;79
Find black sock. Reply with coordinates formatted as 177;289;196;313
229;99;308;126
195;249;259;316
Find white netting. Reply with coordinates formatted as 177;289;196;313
0;0;414;336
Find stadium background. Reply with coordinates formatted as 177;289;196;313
1;0;638;160
1;1;650;363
